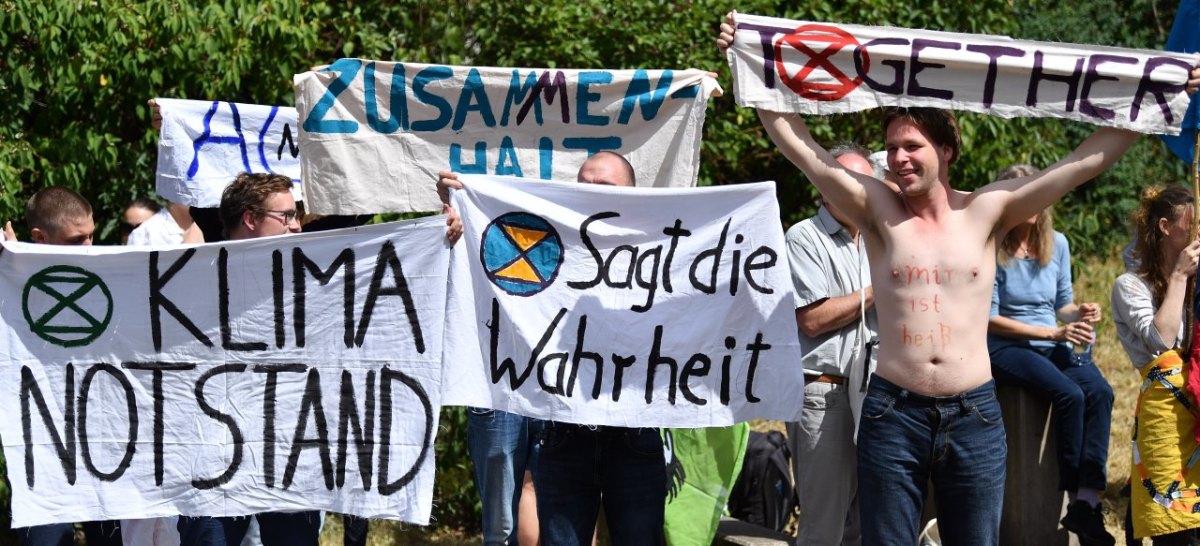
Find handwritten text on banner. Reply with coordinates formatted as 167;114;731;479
294;61;721;215
441;175;805;427
726;14;1198;134
155;98;303;207
0;219;447;527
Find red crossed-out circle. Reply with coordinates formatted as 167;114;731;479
774;24;869;101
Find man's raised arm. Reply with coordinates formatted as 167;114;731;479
718;13;881;230
993;67;1200;232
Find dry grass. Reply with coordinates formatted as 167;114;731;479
1076;246;1141;540
318;515;481;546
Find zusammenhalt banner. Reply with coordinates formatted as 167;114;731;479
294;61;721;214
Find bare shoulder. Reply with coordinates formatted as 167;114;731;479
862;182;910;225
959;184;1013;233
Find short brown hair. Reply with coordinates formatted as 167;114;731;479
26;186;92;234
219;172;294;238
881;107;961;165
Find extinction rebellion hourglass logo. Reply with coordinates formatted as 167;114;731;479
480;212;564;296
22;265;113;347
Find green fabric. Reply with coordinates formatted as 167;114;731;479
662;424;751;546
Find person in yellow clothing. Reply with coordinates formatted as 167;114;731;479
1112;185;1200;543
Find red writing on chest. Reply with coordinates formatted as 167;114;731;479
901;322;953;351
903;264;953;286
909;294;941;313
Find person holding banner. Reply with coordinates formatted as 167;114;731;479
783;142;880;546
987;165;1115;546
16;186;119;546
1112;186;1200;543
439;151;667;546
717;14;1200;545
529;153;667;546
175;172;315;546
439;174;546;546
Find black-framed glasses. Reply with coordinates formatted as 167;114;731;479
262;209;299;224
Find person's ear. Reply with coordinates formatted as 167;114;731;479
1159;216;1171;237
241;209;258;233
30;227;48;244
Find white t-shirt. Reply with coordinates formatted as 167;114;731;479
1111;272;1183;368
127;208;184;246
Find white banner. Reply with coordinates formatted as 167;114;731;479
727;14;1199;134
442;175;804;427
155;98;303;207
294;61;722;215
0;219;447;527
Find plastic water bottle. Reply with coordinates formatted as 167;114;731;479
1072;336;1093;366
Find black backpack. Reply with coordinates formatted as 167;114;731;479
727;430;799;532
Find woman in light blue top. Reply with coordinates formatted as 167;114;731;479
986;165;1114;546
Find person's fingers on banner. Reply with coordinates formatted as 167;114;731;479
717;11;736;51
437;171;463;206
444;204;463;245
3;220;14;242
1188;66;1200;95
148;98;161;131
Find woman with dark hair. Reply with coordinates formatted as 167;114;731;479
1113;185;1200;543
987;165;1115;546
119;197;160;244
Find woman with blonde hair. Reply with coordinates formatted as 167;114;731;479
1113;185;1200;544
987;164;1115;545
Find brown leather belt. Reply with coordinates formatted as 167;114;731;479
805;374;846;385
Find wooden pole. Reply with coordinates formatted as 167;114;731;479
1185;131;1200;355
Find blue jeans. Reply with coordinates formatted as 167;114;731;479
990;343;1113;491
857;375;1007;546
342;514;369;546
20;521;121;546
176;512;321;546
19;524;73;546
533;424;666;546
467;408;543;546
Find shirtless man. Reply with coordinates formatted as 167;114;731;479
719;16;1200;545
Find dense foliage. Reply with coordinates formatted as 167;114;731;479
0;0;1191;537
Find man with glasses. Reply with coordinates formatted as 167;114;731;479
218;172;301;240
176;172;315;546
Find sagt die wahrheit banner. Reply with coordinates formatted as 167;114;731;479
442;175;805;427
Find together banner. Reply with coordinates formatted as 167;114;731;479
0;219;447;527
294;61;722;215
155;98;303;207
442;175;804;427
726;13;1198;134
